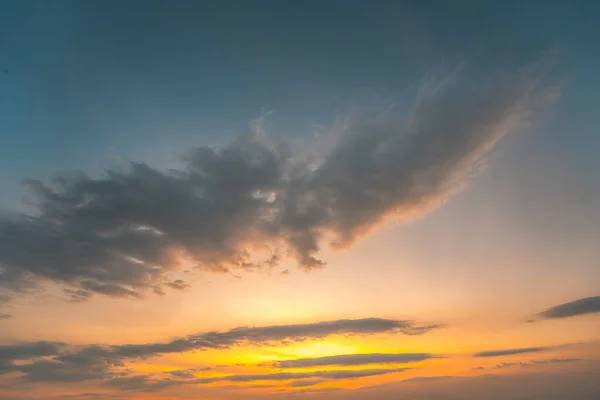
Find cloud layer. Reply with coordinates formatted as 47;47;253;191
0;65;548;302
275;353;435;368
0;318;438;383
475;358;581;370
103;368;410;392
473;347;547;358
538;296;600;320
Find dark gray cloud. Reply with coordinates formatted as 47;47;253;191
164;279;191;291
0;342;63;363
292;367;600;400
59;393;125;399
277;387;345;395
0;314;11;319
0;65;549;302
402;375;456;383
105;374;182;392
538;296;600;320
1;344;125;383
214;368;408;383
492;362;533;369
11;358;118;383
0;317;437;383
166;369;197;379
103;368;408;392
535;358;581;364
276;353;435;368
286;379;327;387
110;318;438;360
476;358;581;370
473;347;547;358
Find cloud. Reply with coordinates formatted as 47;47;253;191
166;369;197;379
0;341;63;363
0;318;437;383
275;353;435;368
473;347;547;358
109;318;438;360
105;375;180;392
278;387;345;395
476;358;581;370
58;393;125;399
402;375;456;383
537;296;600;320
0;64;551;302
492;362;532;369
102;368;409;392
211;368;409;383
0;314;11;319
286;379;327;387
164;279;191;291
11;358;118;383
0;344;125;383
300;367;600;400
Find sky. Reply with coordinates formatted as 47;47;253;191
0;1;599;399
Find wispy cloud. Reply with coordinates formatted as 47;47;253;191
473;347;547;358
0;341;64;365
275;353;436;368
214;368;408;383
475;358;581;370
111;318;439;359
0;318;438;383
103;368;409;392
537;296;600;320
166;369;198;379
0;64;552;302
58;393;125;399
286;379;327;387
402;375;456;383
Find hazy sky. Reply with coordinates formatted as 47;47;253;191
1;1;599;399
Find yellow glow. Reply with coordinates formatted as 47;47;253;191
273;340;359;359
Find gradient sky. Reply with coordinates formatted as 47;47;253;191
1;1;599;399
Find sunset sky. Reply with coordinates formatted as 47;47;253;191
1;1;599;399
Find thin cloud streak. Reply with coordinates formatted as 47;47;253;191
105;368;410;392
0;318;439;383
402;375;456;383
275;353;436;368
216;368;409;383
476;358;582;370
473;347;547;358
538;296;600;320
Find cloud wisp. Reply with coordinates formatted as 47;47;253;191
275;353;436;368
473;347;547;358
104;368;410;392
0;318;438;383
474;358;581;370
402;375;456;383
210;368;409;383
537;296;600;320
0;64;553;302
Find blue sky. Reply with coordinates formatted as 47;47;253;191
1;1;598;210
